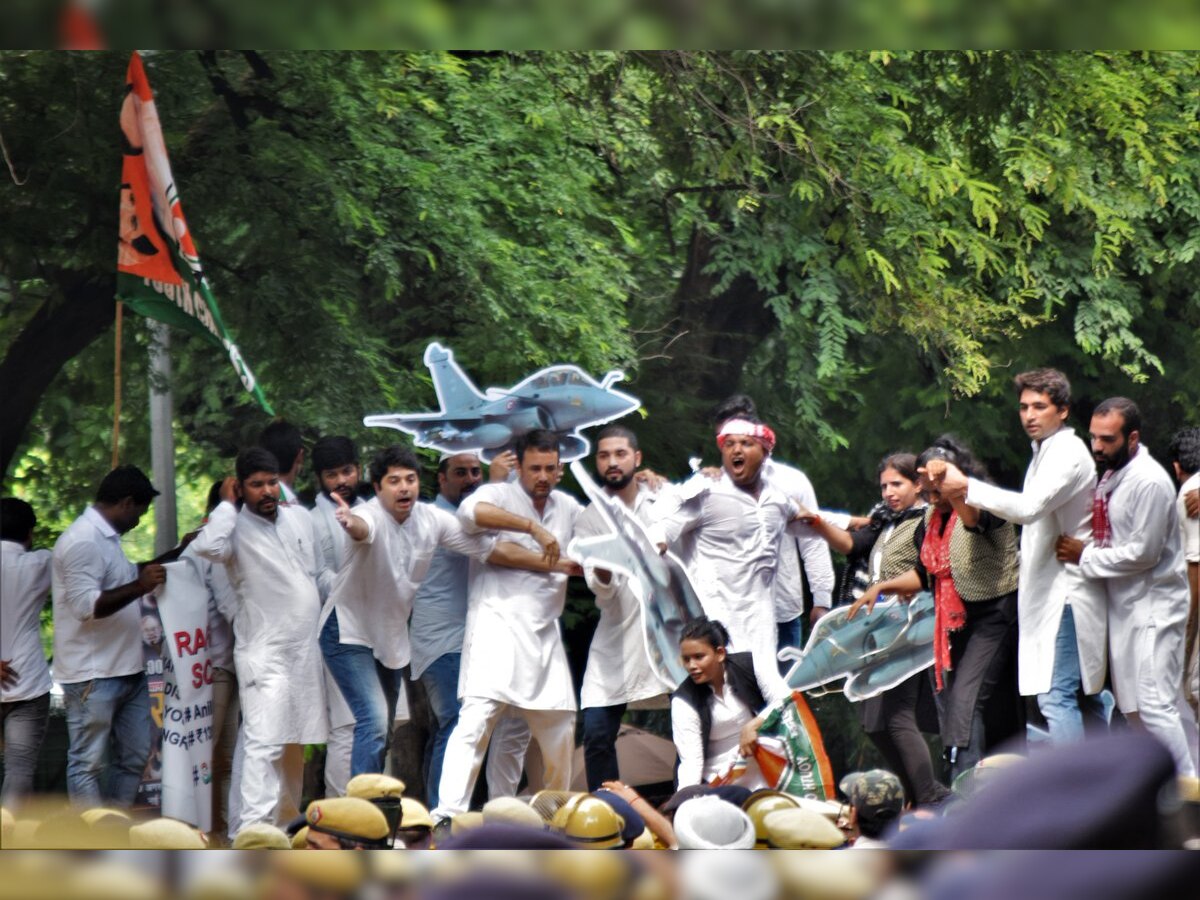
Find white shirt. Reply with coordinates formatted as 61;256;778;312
1080;447;1191;711
1;541;53;702
1178;472;1200;563
51;507;143;684
577;490;671;710
671;667;790;788
310;492;362;601
190;501;328;745
409;494;473;680
649;472;801;676
457;481;582;710
965;427;1108;696
319;498;495;670
763;459;835;615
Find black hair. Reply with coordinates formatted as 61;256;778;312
679;616;731;650
596;424;639;452
205;480;223;515
1093;397;1142;439
1167;426;1200;476
311;435;358;475
1013;368;1072;410
95;465;160;505
877;452;919;483
710;394;758;429
258;421;304;474
916;434;988;480
516;428;561;464
236;447;280;482
857;807;899;839
1;497;36;542
370;445;422;485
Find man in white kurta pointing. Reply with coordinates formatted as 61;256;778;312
191;448;328;831
927;368;1108;743
1055;397;1197;777
432;429;584;820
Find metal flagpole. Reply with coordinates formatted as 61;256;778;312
149;320;177;555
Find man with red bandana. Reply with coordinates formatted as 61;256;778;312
649;415;814;678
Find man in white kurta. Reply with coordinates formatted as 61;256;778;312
931;369;1108;743
191;450;328;830
433;431;582;819
1057;399;1197;777
575;427;671;791
649;419;806;679
318;445;498;778
307;434;364;796
1168;426;1199;745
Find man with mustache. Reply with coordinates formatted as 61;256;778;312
433;429;584;820
1055;398;1197;777
192;448;328;831
650;416;812;680
576;425;670;791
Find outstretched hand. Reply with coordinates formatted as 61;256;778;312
846;586;881;621
331;490;355;531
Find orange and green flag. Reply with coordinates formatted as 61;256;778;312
116;51;273;414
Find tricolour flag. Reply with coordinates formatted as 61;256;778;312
117;51;273;414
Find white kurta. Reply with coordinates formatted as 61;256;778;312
1;541;53;703
966;427;1108;696
649;473;801;677
763;459;836;615
457;481;582;711
310;492;359;601
191;501;328;746
1079;448;1191;711
318;498;494;670
577;491;671;710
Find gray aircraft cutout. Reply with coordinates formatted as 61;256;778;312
778;592;937;702
566;461;707;690
363;342;641;462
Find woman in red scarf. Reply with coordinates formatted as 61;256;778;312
849;436;1021;782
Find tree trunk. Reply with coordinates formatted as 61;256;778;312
0;274;116;482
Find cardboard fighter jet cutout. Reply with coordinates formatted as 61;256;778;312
778;592;937;701
364;343;640;462
566;461;706;689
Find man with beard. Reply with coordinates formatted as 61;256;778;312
432;429;584;820
650;416;811;679
576;426;671;790
192;448;328;830
411;451;527;808
1055;398;1197;777
710;395;835;654
925;368;1108;745
321;445;564;779
306;435;362;797
52;466;167;807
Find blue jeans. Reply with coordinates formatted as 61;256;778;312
581;704;626;791
320;611;404;777
1;692;50;806
777;617;803;675
418;652;462;809
1035;605;1107;744
62;673;151;806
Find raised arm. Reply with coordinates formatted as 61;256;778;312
459;492;561;567
846;568;924;620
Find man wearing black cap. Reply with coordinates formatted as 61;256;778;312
52;465;167;806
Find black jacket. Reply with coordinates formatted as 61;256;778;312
673;651;766;760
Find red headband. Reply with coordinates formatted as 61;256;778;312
716;418;776;453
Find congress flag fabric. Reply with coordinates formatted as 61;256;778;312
117;51;273;413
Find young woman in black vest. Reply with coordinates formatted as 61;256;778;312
670;617;790;790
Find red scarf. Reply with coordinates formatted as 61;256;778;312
919;508;967;691
1091;470;1115;549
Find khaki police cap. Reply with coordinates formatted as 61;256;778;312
129;817;208;849
345;772;405;800
305;797;391;846
400;796;434;829
763;807;846;849
271;852;365;893
290;825;309;849
483;796;546;829
232;821;291;849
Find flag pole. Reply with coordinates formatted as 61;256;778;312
112;300;123;468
